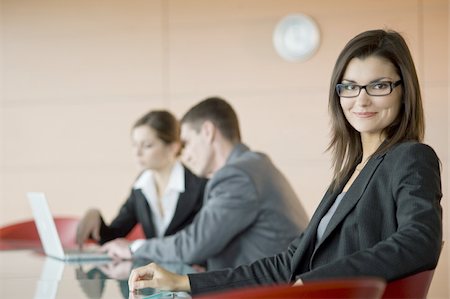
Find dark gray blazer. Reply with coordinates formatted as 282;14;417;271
133;143;309;270
98;165;207;244
188;141;442;295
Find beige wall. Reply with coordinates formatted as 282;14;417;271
0;0;448;297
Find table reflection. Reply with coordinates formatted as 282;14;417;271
0;248;193;299
76;262;130;299
75;260;195;299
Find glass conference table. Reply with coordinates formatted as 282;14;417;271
0;241;193;299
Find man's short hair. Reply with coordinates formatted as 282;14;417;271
181;97;241;143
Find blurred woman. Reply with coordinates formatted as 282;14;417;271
76;110;207;255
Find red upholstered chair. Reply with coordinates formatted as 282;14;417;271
383;241;444;298
125;223;145;240
0;219;40;241
0;217;79;249
382;270;435;299
0;218;146;250
197;277;386;299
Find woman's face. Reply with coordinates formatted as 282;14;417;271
339;55;403;140
131;125;178;171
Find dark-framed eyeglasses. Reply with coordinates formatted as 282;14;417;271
336;80;402;98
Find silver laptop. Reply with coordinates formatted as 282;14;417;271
27;192;111;262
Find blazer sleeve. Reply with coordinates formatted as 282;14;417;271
99;190;139;244
298;143;442;282
188;233;303;295
132;165;260;264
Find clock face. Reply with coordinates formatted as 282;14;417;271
273;14;321;62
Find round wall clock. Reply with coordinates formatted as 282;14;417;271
273;14;321;62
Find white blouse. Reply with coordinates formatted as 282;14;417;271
132;161;185;238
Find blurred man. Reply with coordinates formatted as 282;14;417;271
102;97;309;270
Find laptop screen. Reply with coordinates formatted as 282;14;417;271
27;192;66;259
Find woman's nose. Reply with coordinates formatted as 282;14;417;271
355;89;371;106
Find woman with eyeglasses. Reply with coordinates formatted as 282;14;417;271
76;110;207;258
128;29;442;295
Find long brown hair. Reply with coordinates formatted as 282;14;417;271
328;29;424;190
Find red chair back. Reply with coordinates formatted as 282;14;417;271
1;218;145;250
125;223;145;240
197;277;386;299
382;270;435;299
0;217;79;248
0;219;40;240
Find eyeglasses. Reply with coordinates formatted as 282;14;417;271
336;80;402;98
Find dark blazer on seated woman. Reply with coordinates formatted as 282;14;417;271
98;164;207;244
188;141;442;295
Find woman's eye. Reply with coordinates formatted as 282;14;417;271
372;82;390;90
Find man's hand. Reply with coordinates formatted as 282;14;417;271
101;238;132;260
128;263;191;292
76;209;102;247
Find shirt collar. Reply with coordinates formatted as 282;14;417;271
167;160;185;193
133;160;185;194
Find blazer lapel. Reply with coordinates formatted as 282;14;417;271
165;168;203;236
134;190;156;238
165;190;193;235
317;155;384;247
290;184;346;278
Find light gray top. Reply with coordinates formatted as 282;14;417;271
316;192;346;247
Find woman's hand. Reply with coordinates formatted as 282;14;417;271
293;278;303;286
100;238;132;260
76;208;102;247
98;260;132;280
128;263;191;293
